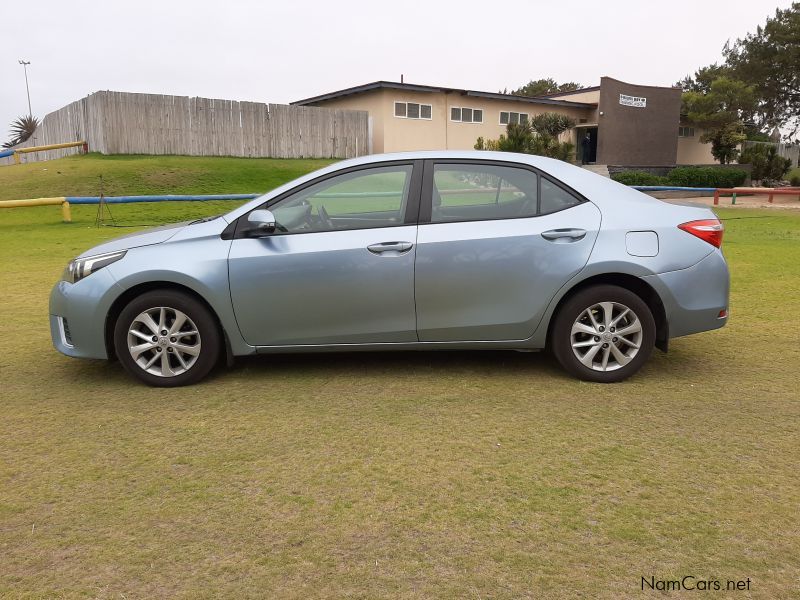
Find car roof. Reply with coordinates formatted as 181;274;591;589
332;150;563;170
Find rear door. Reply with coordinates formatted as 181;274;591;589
414;160;601;342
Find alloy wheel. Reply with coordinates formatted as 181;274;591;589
570;301;643;372
126;306;202;377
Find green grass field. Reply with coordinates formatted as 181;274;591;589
1;155;799;598
0;153;335;201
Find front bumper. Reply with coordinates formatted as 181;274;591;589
642;249;730;339
49;269;123;359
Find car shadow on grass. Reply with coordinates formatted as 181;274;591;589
60;341;717;389
224;339;718;381
227;349;569;380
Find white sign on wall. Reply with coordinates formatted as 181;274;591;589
619;94;647;108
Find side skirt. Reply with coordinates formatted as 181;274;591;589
251;340;544;355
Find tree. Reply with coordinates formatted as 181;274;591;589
682;77;756;163
723;3;800;137
676;64;731;93
529;113;576;138
2;115;39;149
474;113;576;161
507;78;583;97
704;123;748;164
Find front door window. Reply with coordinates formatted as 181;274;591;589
269;165;413;233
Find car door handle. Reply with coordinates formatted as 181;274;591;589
541;228;587;242
367;241;413;254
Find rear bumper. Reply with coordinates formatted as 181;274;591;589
643;249;730;339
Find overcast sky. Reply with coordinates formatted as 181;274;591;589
0;0;790;141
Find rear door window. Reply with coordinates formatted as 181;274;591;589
430;163;538;223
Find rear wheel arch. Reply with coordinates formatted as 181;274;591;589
547;273;668;352
105;281;228;361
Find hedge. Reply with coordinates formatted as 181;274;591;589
666;167;747;188
612;167;748;188
610;171;669;186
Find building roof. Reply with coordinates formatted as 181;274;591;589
291;81;597;109
535;85;601;99
539;78;682;100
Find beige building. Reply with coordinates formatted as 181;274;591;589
676;124;716;164
293;77;716;167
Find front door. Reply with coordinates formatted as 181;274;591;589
414;160;602;342
228;162;421;346
578;127;599;163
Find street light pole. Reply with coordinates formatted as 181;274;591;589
19;60;32;117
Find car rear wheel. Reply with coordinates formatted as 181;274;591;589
113;290;221;387
551;284;655;383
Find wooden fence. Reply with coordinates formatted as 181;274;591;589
2;91;370;165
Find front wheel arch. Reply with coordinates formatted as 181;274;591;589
105;281;228;362
546;273;668;353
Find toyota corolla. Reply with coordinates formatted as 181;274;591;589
50;151;729;386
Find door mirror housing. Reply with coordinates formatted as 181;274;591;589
247;209;277;235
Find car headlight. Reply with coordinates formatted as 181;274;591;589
62;250;126;284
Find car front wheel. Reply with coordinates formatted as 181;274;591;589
551;284;655;383
113;290;221;387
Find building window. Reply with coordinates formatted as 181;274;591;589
500;111;529;125
450;107;484;123
394;101;432;120
678;126;695;138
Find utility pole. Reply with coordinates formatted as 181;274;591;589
19;60;32;117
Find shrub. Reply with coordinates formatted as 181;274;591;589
612;167;748;188
789;167;800;187
611;171;669;186
739;144;792;181
666;166;747;188
474;137;500;151
473;113;576;162
776;157;793;180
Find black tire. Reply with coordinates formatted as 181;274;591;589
113;290;221;387
551;284;656;383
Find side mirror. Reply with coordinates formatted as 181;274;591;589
247;209;276;235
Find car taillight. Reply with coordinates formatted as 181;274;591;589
678;219;724;248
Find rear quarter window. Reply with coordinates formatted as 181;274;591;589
540;177;583;215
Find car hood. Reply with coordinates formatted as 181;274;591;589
77;221;190;258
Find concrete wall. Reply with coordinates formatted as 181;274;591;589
546;89;601;105
314;89;594;153
442;94;590;151
597;77;682;166
677;129;717;164
380;89;448;152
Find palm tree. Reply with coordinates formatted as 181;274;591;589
529;113;576;139
2;115;40;149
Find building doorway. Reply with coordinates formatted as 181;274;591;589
577;126;598;164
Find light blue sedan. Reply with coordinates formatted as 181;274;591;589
50;152;729;386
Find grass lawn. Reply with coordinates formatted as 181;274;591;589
1;164;799;597
0;153;335;201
